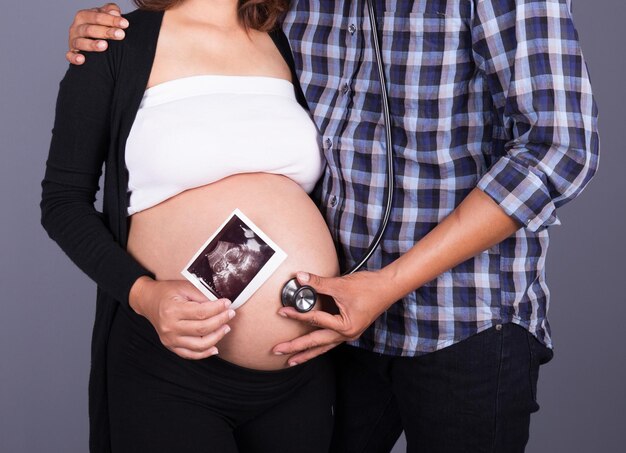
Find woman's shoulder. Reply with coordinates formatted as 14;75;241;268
123;8;164;35
60;9;164;92
79;8;163;79
113;9;164;53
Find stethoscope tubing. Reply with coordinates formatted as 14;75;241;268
345;0;395;275
280;0;395;311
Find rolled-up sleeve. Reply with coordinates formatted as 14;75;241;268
472;0;599;232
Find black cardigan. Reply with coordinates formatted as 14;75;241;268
40;9;308;452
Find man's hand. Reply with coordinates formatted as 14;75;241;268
273;189;522;366
272;270;398;366
67;3;128;65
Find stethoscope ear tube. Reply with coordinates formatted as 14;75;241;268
281;0;394;313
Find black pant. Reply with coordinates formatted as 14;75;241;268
107;308;335;453
330;323;553;453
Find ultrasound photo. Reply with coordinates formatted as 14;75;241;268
182;209;287;309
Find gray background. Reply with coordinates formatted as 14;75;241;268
0;1;624;452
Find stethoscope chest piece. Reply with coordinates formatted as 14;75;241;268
281;278;317;313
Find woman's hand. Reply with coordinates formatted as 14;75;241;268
67;3;128;65
129;276;236;360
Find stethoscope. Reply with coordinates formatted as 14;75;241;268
281;0;395;313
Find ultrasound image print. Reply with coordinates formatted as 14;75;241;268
186;214;276;301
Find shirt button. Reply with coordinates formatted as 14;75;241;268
329;195;338;207
341;83;350;95
324;138;333;149
495;324;503;331
348;24;357;35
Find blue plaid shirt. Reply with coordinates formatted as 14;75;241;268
282;0;599;356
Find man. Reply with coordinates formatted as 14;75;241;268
66;1;598;451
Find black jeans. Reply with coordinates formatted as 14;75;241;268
330;323;553;453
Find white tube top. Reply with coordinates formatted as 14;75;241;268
125;75;324;215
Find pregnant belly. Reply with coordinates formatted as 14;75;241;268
127;173;339;370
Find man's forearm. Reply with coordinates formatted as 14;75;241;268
380;188;520;304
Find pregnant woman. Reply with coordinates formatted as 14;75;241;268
41;1;339;452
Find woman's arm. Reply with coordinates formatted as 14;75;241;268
41;43;233;360
41;45;148;304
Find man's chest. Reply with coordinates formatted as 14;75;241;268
282;1;476;128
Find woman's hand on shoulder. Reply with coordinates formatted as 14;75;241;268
67;3;129;65
129;276;236;360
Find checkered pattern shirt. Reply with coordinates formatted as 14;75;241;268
282;0;599;356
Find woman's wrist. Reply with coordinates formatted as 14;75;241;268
129;275;154;315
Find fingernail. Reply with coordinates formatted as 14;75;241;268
120;18;129;27
228;309;236;319
297;272;310;283
210;347;219;356
274;351;284;356
224;300;231;309
114;29;125;39
278;311;288;318
224;326;231;334
289;361;298;367
96;41;107;50
109;10;121;17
